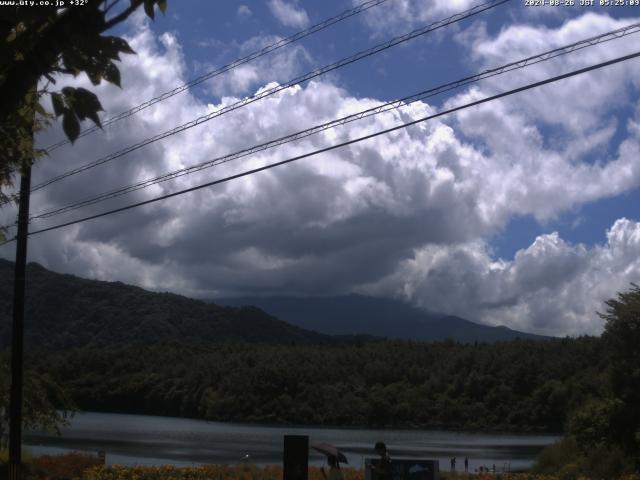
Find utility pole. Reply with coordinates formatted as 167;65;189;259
8;149;33;480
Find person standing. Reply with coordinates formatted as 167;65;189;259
369;441;392;480
321;455;343;480
464;457;468;473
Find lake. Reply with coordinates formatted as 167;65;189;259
25;412;560;472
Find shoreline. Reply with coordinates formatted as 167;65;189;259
52;409;563;437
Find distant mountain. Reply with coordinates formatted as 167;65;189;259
0;259;339;350
215;294;551;343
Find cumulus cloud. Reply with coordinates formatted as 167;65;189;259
444;13;640;224
362;218;640;336
268;0;310;28
1;12;640;336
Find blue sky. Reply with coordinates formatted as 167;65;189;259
2;0;640;336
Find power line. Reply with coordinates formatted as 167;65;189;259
29;0;509;193
20;50;640;239
28;22;640;221
43;0;392;153
0;236;16;247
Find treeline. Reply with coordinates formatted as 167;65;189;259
27;337;605;432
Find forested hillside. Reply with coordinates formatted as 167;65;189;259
0;260;336;348
27;337;605;432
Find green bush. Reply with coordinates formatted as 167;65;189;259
532;437;580;474
532;436;637;479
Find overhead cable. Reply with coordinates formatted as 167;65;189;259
43;0;393;152
30;0;510;193
21;50;640;238
29;22;640;221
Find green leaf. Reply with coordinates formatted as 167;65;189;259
84;109;102;128
61;50;83;76
103;63;121;88
86;68;102;86
74;88;103;113
51;93;65;117
62;111;80;143
61;86;75;98
115;38;136;55
157;0;167;13
144;0;155;19
109;36;136;55
72;88;103;128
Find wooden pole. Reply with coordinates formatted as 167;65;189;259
8;161;32;480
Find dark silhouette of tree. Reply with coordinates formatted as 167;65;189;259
0;355;76;449
0;0;167;202
599;283;640;454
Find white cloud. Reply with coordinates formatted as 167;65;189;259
268;0;310;28
444;12;640;226
362;218;640;336
457;13;640;131
237;5;252;18
1;13;640;336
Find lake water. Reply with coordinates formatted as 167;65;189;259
25;412;560;472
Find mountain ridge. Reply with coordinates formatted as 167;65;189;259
214;293;552;343
0;259;550;349
0;259;339;349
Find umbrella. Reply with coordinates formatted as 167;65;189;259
310;442;349;464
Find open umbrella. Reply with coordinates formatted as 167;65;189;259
310;442;349;464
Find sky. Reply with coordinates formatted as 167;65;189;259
2;0;640;337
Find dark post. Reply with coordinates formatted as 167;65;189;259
8;164;32;480
283;435;308;480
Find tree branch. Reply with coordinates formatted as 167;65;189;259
104;0;123;15
103;0;143;31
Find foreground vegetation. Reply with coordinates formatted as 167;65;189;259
2;452;640;480
2;453;640;480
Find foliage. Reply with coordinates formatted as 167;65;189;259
567;397;623;451
31;452;102;479
599;283;640;454
83;464;364;480
21;462;639;480
0;0;167;203
24;336;606;432
532;438;581;475
532;437;636;480
531;283;640;478
0;446;32;463
0;354;76;449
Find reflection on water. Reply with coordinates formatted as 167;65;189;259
25;412;560;471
